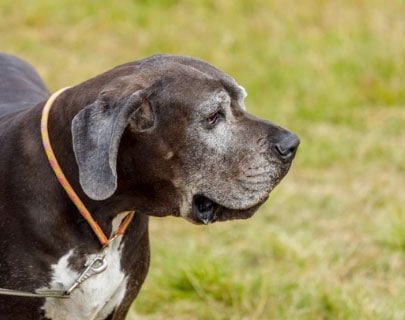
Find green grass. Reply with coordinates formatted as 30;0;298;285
2;0;404;318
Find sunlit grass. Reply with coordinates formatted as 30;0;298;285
1;0;404;318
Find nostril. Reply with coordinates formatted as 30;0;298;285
274;143;296;158
273;133;300;160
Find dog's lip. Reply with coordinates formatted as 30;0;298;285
190;193;269;224
191;195;220;225
191;192;270;224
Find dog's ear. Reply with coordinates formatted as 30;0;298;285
72;90;150;200
129;100;155;132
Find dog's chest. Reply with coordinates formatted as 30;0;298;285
41;238;128;320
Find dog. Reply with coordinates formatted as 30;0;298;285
0;53;299;319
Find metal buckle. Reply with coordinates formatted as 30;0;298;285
65;253;108;295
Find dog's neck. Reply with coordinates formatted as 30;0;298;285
9;89;139;250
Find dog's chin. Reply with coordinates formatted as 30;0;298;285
189;194;266;225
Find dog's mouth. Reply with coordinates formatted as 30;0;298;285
191;194;266;225
191;195;220;225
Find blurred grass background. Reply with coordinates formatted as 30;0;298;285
1;0;404;319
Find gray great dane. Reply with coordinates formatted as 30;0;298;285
0;53;299;319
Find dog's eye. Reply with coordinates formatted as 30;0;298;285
207;111;221;126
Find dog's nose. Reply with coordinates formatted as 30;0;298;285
273;131;300;161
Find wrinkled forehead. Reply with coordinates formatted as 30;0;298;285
139;54;247;98
152;70;247;112
198;81;247;112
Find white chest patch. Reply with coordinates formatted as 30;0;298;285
41;215;129;320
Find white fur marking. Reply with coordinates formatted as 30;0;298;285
237;85;247;110
196;91;236;154
41;215;129;320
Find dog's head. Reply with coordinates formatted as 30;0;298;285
71;55;299;224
